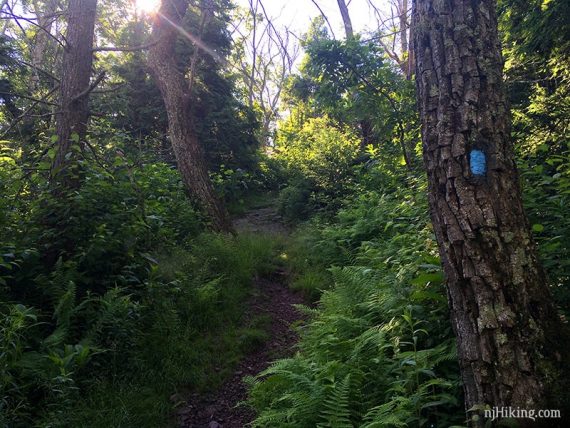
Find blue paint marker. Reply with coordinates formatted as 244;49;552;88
470;149;486;176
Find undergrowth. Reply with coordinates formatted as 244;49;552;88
248;177;466;427
0;157;281;427
65;232;279;428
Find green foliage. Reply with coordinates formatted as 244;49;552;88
248;9;570;425
210;162;275;212
283;29;420;171
65;232;279;428
278;184;312;222
499;0;570;313
1;227;279;427
249;178;464;427
278;116;360;189
0;135;284;426
275;116;360;220
519;147;570;312
0;1;267;423
1;1;569;427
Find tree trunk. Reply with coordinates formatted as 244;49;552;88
30;0;59;90
336;0;354;38
399;0;414;80
397;120;412;170
412;0;569;425
406;18;414;80
50;0;97;188
359;119;373;151
399;0;408;58
0;0;9;35
148;0;233;233
337;0;377;153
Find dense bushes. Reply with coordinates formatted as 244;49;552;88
0;1;567;426
275;116;361;221
0;152;280;427
247;91;570;425
519;147;570;313
249;142;570;426
65;232;279;428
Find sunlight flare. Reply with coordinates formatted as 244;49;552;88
136;0;160;14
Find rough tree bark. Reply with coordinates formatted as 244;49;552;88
148;0;233;233
50;0;97;188
413;0;569;425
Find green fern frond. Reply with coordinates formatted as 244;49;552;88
250;408;290;427
53;281;76;330
362;396;412;428
317;374;353;428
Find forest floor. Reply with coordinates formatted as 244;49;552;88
175;205;304;428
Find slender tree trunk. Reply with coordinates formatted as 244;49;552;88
0;0;9;35
359;119;373;151
336;0;353;38
43;0;97;265
247;0;258;110
399;0;407;57
148;0;233;233
399;0;414;80
406;19;414;80
337;0;377;152
30;0;59;90
396;121;412;170
413;0;569;425
50;0;97;189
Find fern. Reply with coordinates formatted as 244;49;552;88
317;374;353;428
249;181;464;428
362;397;411;427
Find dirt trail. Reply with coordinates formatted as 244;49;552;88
232;206;290;235
176;206;304;428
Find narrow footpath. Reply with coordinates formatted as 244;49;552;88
176;206;304;428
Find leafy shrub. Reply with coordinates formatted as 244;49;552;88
275;116;360;217
0;141;284;427
519;146;570;313
63;232;280;427
278;184;311;222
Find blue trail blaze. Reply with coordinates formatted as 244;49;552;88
470;149;486;176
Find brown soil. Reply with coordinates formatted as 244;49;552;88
175;206;304;428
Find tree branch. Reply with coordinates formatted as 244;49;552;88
0;91;59;106
1;85;59;137
92;40;158;52
71;71;106;102
1;9;65;48
14;58;61;83
309;0;336;39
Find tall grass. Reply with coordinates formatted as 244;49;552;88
1;228;281;427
